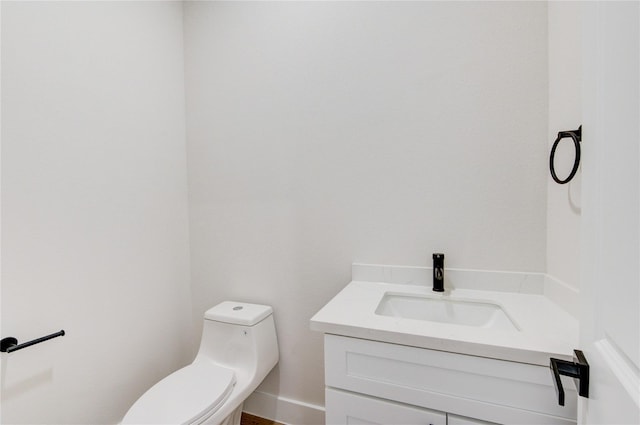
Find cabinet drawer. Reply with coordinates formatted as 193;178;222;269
326;388;446;425
325;335;576;425
448;414;497;425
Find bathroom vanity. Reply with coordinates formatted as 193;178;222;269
311;265;579;425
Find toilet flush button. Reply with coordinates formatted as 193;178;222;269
233;306;243;311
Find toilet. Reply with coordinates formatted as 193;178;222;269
122;301;279;425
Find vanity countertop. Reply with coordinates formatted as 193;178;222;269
310;279;579;366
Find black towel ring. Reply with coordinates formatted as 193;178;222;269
550;125;582;184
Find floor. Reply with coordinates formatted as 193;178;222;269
240;412;284;425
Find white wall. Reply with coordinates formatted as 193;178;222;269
1;2;193;423
183;1;548;414
546;2;582;291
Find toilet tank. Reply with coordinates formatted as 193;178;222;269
196;301;279;382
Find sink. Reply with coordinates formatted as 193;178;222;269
375;293;519;331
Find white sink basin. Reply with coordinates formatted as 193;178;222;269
375;293;519;331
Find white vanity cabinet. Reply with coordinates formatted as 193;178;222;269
324;335;577;425
311;270;580;425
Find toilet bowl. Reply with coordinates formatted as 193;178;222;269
122;301;279;425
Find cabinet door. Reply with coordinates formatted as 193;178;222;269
326;388;446;425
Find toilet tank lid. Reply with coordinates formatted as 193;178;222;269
204;301;273;326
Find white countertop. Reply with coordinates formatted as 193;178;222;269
310;278;579;366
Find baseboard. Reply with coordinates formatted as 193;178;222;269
243;391;325;425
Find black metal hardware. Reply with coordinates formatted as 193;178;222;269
550;349;589;406
1;330;65;353
550;126;582;184
432;253;444;292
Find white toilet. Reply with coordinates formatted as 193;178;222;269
122;301;279;425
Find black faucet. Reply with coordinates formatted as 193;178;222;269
432;253;444;292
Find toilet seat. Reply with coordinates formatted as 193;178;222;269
122;361;236;425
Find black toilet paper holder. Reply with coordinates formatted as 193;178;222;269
1;330;65;353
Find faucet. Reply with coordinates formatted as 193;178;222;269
432;253;444;292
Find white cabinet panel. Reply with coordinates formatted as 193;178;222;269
326;388;446;425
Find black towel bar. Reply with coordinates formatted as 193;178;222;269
1;330;65;353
